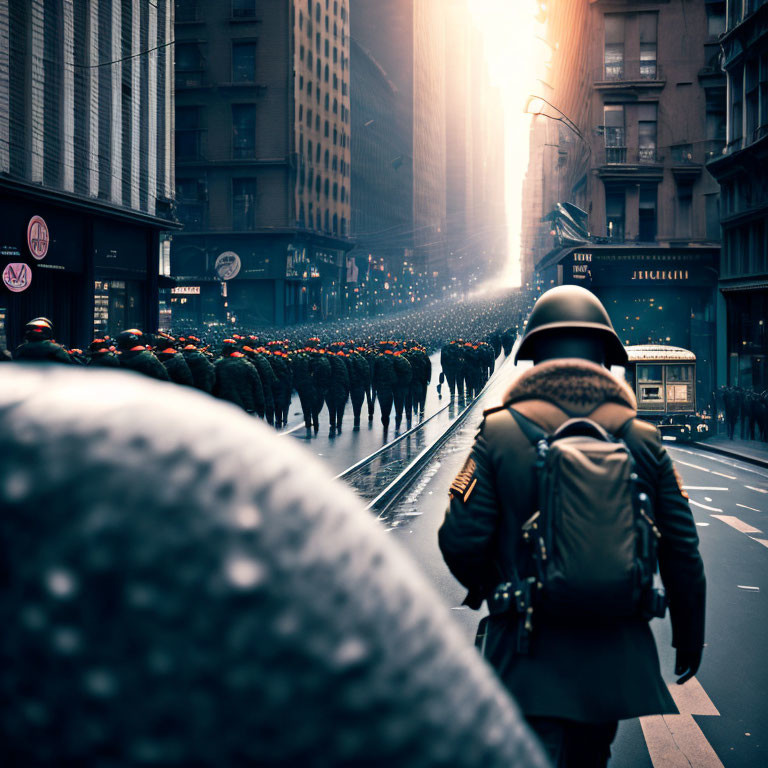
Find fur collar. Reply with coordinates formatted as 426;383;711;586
504;358;637;416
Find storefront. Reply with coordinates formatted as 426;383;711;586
536;244;720;408
0;182;176;351
722;283;768;390
170;231;350;329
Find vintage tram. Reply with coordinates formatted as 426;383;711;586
622;345;710;442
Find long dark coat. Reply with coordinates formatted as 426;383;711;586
182;348;216;394
119;349;171;382
213;355;265;416
439;358;706;723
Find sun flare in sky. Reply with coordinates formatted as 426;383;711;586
468;0;550;287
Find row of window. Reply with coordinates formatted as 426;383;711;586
298;203;348;238
176;177;257;231
729;52;768;145
298;169;347;203
176;104;259;160
175;0;258;22
298;48;346;94
176;41;258;87
299;41;348;73
603;12;658;80
299;137;347;176
297;77;349;122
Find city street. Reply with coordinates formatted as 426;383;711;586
353;358;768;768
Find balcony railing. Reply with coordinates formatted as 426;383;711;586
597;61;664;83
600;146;661;165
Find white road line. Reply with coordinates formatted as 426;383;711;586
689;500;723;512
751;538;768;549
712;471;737;480
640;678;722;768
674;460;711;473
710;515;762;534
745;485;768;494
668;446;768;480
737;585;760;591
737;503;761;513
682;486;728;491
696;522;710;527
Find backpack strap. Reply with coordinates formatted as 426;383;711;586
508;407;549;446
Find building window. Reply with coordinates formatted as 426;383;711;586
639;185;657;242
604;14;624;80
639;13;657;80
731;67;744;143
233;178;258;229
746;59;759;141
605;187;625;241
603;105;625;162
175;42;204;88
637;103;657;162
176;178;207;230
175;1;199;23
232;0;257;18
232;104;257;158
233;42;257;83
176;106;202;161
706;3;726;37
324;149;329;169
760;52;768;130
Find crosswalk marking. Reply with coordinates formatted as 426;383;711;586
641;678;723;768
710;515;762;535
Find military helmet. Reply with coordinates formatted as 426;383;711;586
515;285;627;366
116;329;144;351
24;318;54;341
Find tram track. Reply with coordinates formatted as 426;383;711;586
337;354;517;513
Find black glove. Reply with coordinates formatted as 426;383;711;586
674;646;703;685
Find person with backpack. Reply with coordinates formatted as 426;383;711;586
438;285;706;768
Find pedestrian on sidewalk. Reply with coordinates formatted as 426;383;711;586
439;285;706;768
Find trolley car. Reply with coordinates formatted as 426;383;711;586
623;345;710;442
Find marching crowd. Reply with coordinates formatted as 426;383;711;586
2;292;526;436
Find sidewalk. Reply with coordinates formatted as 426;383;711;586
696;436;768;469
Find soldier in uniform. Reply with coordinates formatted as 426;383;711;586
13;318;72;364
310;349;332;435
347;347;370;430
117;329;171;382
374;347;397;431
182;342;216;394
438;286;706;768
291;347;315;432
327;350;350;436
393;349;413;431
156;341;195;386
243;346;278;427
213;339;265;418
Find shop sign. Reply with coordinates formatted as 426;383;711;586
27;216;49;260
172;286;201;295
631;269;690;281
215;251;241;281
3;262;32;293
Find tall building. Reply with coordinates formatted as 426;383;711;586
707;0;768;391
351;0;447;290
445;8;507;286
0;0;176;349
533;0;725;406
171;0;352;327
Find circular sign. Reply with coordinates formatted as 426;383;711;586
3;262;33;293
215;251;241;281
27;216;49;260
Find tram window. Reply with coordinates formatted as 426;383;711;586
640;385;663;402
667;384;689;402
666;365;693;382
637;364;663;382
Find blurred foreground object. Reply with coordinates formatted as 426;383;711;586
0;367;549;767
